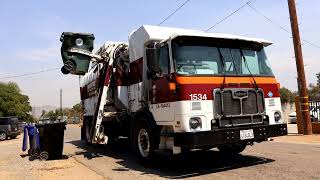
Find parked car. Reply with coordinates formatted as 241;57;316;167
288;112;318;124
288;112;297;124
18;121;27;131
0;117;21;141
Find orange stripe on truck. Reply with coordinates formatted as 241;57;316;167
176;76;278;84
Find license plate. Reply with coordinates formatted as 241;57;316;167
240;129;254;140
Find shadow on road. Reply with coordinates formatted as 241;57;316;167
0;136;20;142
67;139;274;179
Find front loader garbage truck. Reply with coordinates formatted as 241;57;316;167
59;25;287;162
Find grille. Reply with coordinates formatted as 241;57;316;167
214;88;265;127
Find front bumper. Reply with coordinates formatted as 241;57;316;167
174;124;287;147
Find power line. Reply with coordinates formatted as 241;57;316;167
246;2;320;49
246;2;290;33
0;67;60;80
158;0;191;26
301;39;320;49
205;0;253;32
203;0;320;49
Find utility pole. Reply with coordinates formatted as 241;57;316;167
288;0;312;135
60;88;63;119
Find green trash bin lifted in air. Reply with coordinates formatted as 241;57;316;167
60;32;95;75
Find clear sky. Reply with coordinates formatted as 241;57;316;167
1;0;319;107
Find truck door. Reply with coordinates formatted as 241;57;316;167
149;44;174;122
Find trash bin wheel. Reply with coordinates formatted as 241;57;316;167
29;156;36;161
29;149;37;156
30;149;40;158
40;151;49;161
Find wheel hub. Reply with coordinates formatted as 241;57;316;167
138;129;150;157
0;133;6;140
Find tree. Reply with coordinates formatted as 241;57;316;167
43;110;59;120
279;87;295;104
0;82;32;121
308;83;320;100
40;110;46;118
72;103;82;113
42;103;82;123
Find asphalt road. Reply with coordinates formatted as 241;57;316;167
63;125;320;180
1;125;319;180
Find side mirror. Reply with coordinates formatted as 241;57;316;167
60;32;95;75
146;47;160;80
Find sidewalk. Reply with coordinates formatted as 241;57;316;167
287;124;299;134
273;124;320;144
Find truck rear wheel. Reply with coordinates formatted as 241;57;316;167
217;143;247;155
133;119;156;164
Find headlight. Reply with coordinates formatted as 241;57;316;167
189;117;202;129
274;111;282;122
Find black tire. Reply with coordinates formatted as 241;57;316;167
63;60;76;73
30;149;40;158
217;143;247;155
133;119;156;164
29;156;35;161
61;66;70;74
0;132;7;141
40;151;49;161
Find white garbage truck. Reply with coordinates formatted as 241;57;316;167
59;25;287;162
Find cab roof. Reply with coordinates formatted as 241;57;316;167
128;25;272;62
129;25;273;47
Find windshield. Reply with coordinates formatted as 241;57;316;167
172;43;274;76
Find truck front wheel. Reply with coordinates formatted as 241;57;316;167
217;143;247;155
133;119;156;163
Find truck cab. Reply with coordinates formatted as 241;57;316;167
127;26;287;153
